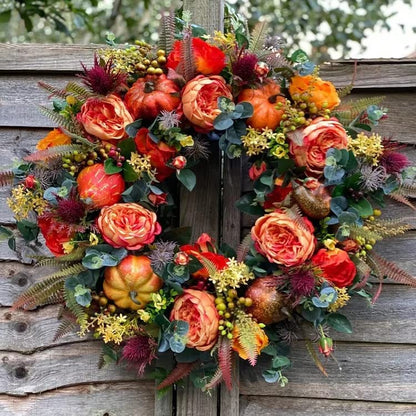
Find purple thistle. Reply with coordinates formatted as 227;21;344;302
56;188;86;224
380;151;411;174
122;335;157;376
359;164;387;192
290;270;316;297
149;240;177;272
78;55;127;95
232;52;258;83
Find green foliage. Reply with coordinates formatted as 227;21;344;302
38;106;82;136
63;286;89;328
24;144;84;163
82;244;127;269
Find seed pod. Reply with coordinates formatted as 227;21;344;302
292;179;331;219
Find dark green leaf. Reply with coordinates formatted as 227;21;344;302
125;120;143;138
0;226;13;241
349;198;373;217
17;220;39;242
272;355;291;369
214;113;234;130
104;158;123;174
326;313;353;334
176;169;196;191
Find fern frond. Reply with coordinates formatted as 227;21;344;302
284;205;310;233
158;10;176;54
367;252;416;287
38;106;83;135
60;128;96;149
53;310;78;341
35;248;86;268
336;84;353;99
237;233;252;262
217;336;233;390
24;144;84;163
353;257;372;289
389;192;416;210
181;29;196;83
199;256;221;276
38;81;68;99
41;288;65;306
157;361;198;390
304;339;328;377
12;263;85;310
64;81;95;101
335;96;385;125
235;311;262;366
64;286;89;328
249;21;268;53
0;170;15;187
263;53;295;78
203;366;223;391
349;224;382;243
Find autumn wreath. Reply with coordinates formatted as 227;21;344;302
4;12;416;390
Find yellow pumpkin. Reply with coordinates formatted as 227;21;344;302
103;255;163;310
238;80;286;130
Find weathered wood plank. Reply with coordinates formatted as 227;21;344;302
240;342;416;402
0;381;155;416
239;396;416;416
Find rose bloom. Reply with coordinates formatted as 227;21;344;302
181;75;233;132
290;117;349;176
248;161;267;181
36;128;71;150
38;216;75;256
134;128;177;181
97;203;161;250
312;248;357;288
232;324;268;364
289;74;340;111
170;289;219;351
167;38;226;75
77;94;133;141
251;210;315;267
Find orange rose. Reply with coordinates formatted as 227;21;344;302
134;128;177;181
36;129;71;150
170;289;219;351
77;94;133;141
312;248;356;288
167;38;226;76
289;117;349;176
97;203;161;250
251;210;315;267
181;75;233;132
232;324;269;364
289;74;340;111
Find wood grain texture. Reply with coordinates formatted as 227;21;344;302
240;342;416;402
0;382;155;416
239;396;416;416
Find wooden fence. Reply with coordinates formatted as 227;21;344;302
0;41;416;416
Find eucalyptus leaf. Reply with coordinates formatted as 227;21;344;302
176;169;196;191
326;313;353;334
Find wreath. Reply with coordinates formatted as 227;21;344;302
4;12;416;391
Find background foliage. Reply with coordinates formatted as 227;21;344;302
0;0;414;59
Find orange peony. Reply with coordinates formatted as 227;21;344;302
37;216;75;256
170;289;219;351
251;209;315;267
181;75;233;132
312;248;356;288
289;117;349;176
232;324;269;364
167;37;226;76
77;94;133;141
97;203;161;250
289;74;340;111
36;129;71;150
134;128;177;181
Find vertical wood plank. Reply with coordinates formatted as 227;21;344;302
176;1;224;415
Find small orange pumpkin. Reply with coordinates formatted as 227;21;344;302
238;80;286;130
124;74;181;120
103;255;163;311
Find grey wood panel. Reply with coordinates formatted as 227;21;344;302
240;342;416;402
0;382;155;416
240;396;416;416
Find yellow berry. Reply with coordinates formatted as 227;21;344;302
373;209;382;216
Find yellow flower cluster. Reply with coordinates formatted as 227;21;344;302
349;132;384;165
177;133;194;147
80;313;139;344
7;184;47;220
212;31;237;52
328;287;351;313
128;152;155;179
210;258;254;294
269;132;289;159
241;127;273;156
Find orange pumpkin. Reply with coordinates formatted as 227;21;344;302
77;163;125;210
238;81;286;130
103;255;163;311
124;74;181;120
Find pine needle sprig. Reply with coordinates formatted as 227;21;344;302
158;10;176;55
249;21;269;53
157;361;198;390
12;263;86;310
24;144;84;163
0;170;15;187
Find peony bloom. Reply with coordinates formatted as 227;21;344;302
289;117;349;176
36;129;71;150
134;128;177;181
181;75;233;132
312;248;356;287
37;216;75;256
289;74;340;111
167;38;226;76
97;203;161;250
170;289;219;351
251;210;315;267
77;94;133;141
232;324;269;364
